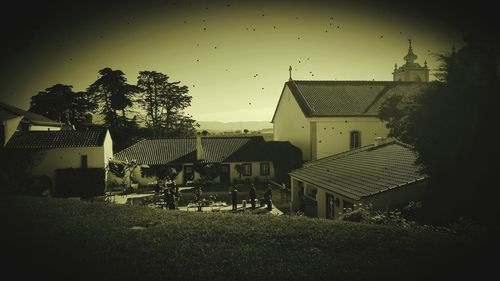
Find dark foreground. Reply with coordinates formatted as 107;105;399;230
1;196;498;281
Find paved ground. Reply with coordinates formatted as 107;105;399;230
177;203;283;215
106;191;284;215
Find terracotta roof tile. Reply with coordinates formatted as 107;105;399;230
272;80;427;121
113;136;270;165
289;141;427;200
5;129;108;149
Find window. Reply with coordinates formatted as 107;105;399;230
242;163;252;176
260;162;270;176
350;131;361;149
80;155;88;168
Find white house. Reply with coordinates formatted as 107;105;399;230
272;40;429;161
1;102;62;146
110;136;301;187
289;139;427;219
4;128;113;196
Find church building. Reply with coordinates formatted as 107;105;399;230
272;40;429;161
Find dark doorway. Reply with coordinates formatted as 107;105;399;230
220;164;230;184
183;165;194;184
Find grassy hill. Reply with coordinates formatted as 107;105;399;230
2;196;497;281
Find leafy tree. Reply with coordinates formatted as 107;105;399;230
234;164;243;181
194;163;220;184
29;84;95;127
201;130;209;136
87;68;138;126
378;36;499;223
243;129;249;134
137;71;198;137
87;68;139;150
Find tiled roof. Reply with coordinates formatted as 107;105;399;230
0;102;62;126
203;138;253;162
113;136;270;165
115;138;196;165
289;141;427;200
272;80;426;121
5;129;108;149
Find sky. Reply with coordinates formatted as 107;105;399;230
0;0;491;122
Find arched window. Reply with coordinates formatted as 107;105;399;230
350;131;361;149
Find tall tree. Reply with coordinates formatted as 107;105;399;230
378;35;499;222
87;68;138;126
87;68;139;151
29;84;95;126
137;71;198;137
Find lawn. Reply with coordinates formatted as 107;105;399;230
1;196;497;281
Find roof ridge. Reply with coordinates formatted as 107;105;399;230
287;80;314;115
361;84;395;114
302;144;375;168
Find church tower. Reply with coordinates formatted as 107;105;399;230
393;39;429;82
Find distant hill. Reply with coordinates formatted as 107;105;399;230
197;121;273;132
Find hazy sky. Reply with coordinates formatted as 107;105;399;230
0;0;477;122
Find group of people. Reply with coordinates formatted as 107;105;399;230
159;180;181;210
157;180;275;212
231;183;273;211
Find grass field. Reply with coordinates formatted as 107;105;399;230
2;196;498;281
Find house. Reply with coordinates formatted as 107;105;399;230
1;102;62;146
289;139;427;219
271;40;429;161
3;128;113;196
110;135;300;187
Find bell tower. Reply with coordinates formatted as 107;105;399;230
393;39;429;82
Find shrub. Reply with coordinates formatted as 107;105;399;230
340;202;417;227
339;203;372;223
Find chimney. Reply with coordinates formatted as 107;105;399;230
196;134;205;161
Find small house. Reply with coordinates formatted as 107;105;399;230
111;135;300;187
289;139;427;218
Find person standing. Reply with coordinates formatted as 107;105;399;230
249;183;257;209
166;186;176;210
264;184;273;211
194;186;203;212
231;185;238;211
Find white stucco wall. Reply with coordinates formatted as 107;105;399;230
228;161;275;182
102;131;113;168
108;161;276;188
311;117;389;160
31;146;106;184
273;85;310;160
292;176;426;219
29;125;61;131
2;116;23;145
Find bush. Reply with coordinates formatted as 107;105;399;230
339;203;372;223
340;203;416;227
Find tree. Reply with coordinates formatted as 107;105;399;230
194;163;220;184
88;68;139;150
87;68;138;126
243;129;249;134
234;164;243;181
29;84;96;127
137;71;198;137
378;35;499;222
